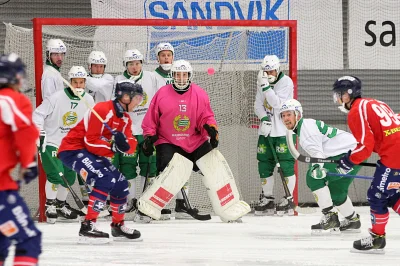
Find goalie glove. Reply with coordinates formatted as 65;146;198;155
36;130;47;153
311;163;327;179
336;150;354;175
260;116;272;137
111;131;130;153
203;124;219;148
257;70;271;92
142;135;158;157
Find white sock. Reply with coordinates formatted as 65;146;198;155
127;179;137;200
177;182;189;200
45;180;58;200
56;185;69;202
336;196;356;218
261;176;274;197
286;175;296;196
312;186;333;210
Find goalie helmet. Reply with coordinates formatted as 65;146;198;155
68;66;87;96
171;60;193;91
0;53;26;87
279;99;303;129
46;39;67;55
261;55;280;83
123;49;143;67
115;80;143;101
332;76;362;103
156;43;174;71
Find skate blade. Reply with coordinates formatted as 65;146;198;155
57;217;79;223
340;228;361;233
350;248;385;254
227;218;243;223
159;214;171;220
254;210;275;216
174;212;195;219
46;218;57;224
311;228;340;235
78;236;111;244
112;236;143;242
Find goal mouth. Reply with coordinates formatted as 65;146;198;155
6;18;297;221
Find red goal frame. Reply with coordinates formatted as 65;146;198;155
32;18;297;222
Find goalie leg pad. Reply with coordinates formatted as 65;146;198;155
196;149;251;222
138;153;193;220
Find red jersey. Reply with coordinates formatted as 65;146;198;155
348;98;400;168
58;101;137;158
0;88;39;191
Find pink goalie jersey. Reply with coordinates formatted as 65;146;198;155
142;83;217;153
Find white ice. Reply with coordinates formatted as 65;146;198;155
4;207;399;266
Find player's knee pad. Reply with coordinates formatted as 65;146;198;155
138;153;193;220
197;149;250;222
15;231;42;260
367;185;389;214
257;161;274;178
109;177;129;200
278;159;295;176
331;192;348;207
306;169;325;191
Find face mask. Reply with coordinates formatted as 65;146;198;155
160;64;172;71
74;88;84;96
267;75;277;83
90;73;103;78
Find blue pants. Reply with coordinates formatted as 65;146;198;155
58;149;129;201
367;160;400;214
0;190;42;263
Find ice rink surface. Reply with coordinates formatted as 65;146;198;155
4;206;399;266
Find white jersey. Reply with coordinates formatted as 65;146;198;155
154;67;173;88
41;64;64;100
33;89;94;148
297;118;357;159
86;74;114;103
114;70;159;135
254;71;294;137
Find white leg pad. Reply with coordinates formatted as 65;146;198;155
138;153;193;220
196;149;251;222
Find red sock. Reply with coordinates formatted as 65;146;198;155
14;256;38;266
86;191;107;221
111;201;125;224
371;212;389;235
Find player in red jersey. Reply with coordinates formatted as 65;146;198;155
333;76;400;254
58;81;144;244
0;53;42;266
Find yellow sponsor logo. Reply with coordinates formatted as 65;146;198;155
139;91;148;107
384;126;400;137
63;111;78;126
173;115;190;132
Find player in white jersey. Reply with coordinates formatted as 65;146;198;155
254;55;296;216
41;39;66;100
279;99;362;233
86;51;114;103
33;66;95;223
154;42;174;86
114;49;169;222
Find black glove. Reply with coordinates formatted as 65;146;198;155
143;135;158;157
22;161;38;184
111;131;130;153
203;124;219;148
336;150;354;175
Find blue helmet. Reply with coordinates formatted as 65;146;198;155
0;53;26;87
115;81;143;100
332;76;362;99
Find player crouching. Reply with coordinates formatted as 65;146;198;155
58;81;144;243
138;60;251;223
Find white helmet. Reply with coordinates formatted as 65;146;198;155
261;55;280;83
88;51;107;77
279;99;303;129
123;49;143;67
46;39;67;54
156;43;174;71
68;66;87;96
171;60;193;90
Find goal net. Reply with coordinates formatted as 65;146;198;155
5;18;297;221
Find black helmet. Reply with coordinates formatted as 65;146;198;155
332;76;362;99
115;81;143;100
0;53;26;87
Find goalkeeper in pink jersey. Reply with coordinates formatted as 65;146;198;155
142;59;218;217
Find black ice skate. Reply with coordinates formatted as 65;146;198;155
125;198;137;213
311;208;340;234
276;197;294;216
79;219;110;244
254;195;275;216
175;199;198;219
56;200;79;221
340;213;361;232
45;199;58;224
351;229;386;254
111;221;142;242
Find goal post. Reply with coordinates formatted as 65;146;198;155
27;18;297;221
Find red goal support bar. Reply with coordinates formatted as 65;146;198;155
32;18;297;222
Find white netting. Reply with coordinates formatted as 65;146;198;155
5;21;294;217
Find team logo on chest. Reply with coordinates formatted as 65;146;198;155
139;91;148;107
63;111;78;126
173;115;190;132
